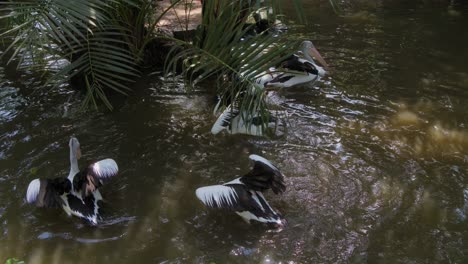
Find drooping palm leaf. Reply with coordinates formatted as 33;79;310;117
0;0;140;110
47;27;139;110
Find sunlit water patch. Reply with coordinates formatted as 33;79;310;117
0;74;26;123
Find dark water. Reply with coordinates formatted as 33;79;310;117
1;1;468;263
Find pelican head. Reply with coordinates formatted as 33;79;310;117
69;137;81;160
302;40;329;70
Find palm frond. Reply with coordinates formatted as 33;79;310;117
0;0;141;110
46;26;139;110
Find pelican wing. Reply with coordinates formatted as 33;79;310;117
196;182;282;223
88;158;119;179
266;73;294;85
280;55;318;74
240;154;286;194
73;158;118;196
195;183;259;212
26;178;70;208
211;104;240;134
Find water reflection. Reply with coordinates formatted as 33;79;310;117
0;75;26;123
340;103;468;160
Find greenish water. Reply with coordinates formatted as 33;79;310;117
1;1;468;263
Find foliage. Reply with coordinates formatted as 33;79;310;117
0;0;141;110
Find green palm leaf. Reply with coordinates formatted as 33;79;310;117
1;0;140;110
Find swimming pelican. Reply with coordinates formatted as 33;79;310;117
196;154;286;226
26;137;118;225
255;40;329;88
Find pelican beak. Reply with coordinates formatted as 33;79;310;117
76;147;82;160
309;47;329;70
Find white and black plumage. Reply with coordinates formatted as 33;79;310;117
211;104;277;136
255;40;329;88
26;137;118;225
196;154;286;226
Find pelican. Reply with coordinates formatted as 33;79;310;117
211;103;278;136
26;137;118;225
196;154;286;226
255;40;329;88
212;41;328;135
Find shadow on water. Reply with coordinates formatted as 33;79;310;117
1;1;468;263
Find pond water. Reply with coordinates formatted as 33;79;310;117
1;1;468;263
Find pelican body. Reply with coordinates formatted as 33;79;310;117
256;40;329;88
